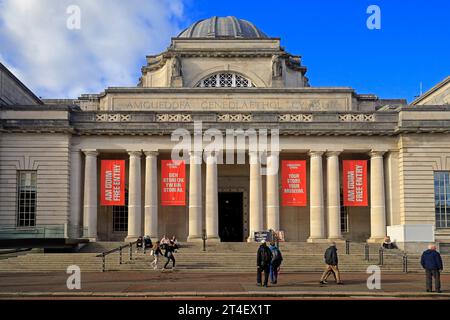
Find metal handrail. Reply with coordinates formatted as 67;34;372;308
96;241;138;272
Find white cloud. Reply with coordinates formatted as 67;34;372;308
0;0;185;98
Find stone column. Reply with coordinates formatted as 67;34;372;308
368;151;387;243
205;154;220;241
69;149;82;238
308;151;326;242
126;151;142;241
188;151;202;242
266;153;280;231
248;151;263;242
82;150;98;240
144;151;158;241
326;151;342;240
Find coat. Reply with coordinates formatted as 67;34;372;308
324;246;338;265
257;245;273;268
421;249;443;270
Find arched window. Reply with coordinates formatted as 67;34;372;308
196;73;254;88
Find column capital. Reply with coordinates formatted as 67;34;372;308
369;150;386;158
308;150;325;157
144;151;159;157
82;149;98;157
128;150;142;157
325;150;342;157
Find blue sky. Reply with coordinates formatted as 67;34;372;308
0;0;449;102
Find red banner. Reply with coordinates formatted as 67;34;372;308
100;160;125;206
281;160;307;206
161;160;186;206
343;160;368;206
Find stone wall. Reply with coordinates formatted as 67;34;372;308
0;133;71;226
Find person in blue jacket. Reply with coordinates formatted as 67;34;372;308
420;244;443;293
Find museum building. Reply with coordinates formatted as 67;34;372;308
1;16;450;251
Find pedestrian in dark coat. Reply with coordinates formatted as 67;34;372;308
163;241;176;270
421;244;443;293
256;240;273;287
320;242;343;285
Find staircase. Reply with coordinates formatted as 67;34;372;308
0;242;448;273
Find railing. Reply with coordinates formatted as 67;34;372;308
96;241;138;272
0;224;87;239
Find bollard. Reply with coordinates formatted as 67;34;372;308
129;243;133;260
345;240;350;255
402;254;408;273
119;247;122;265
364;243;370;261
378;247;384;266
102;253;106;272
202;229;207;252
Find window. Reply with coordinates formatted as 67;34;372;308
435;171;450;228
113;190;128;232
17;171;37;227
197;73;254;88
340;188;349;233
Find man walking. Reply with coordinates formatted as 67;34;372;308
256;240;272;287
420;244;443;293
320;242;343;285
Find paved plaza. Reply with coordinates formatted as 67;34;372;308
0;271;449;299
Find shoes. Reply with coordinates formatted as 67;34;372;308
320;281;327;285
263;284;268;287
426;289;431;292
337;282;344;285
256;283;262;287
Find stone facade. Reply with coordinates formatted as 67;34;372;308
0;17;449;251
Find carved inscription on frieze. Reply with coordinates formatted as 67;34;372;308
112;97;348;112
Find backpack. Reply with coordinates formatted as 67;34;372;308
272;248;283;265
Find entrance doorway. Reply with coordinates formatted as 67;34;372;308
218;192;244;242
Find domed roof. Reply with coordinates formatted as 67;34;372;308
177;16;268;39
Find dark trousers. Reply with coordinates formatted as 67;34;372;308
257;266;270;285
426;269;441;291
164;254;175;269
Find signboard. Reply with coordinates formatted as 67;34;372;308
161;160;186;206
100;160;125;206
281;160;307;206
254;231;271;243
343;160;368;206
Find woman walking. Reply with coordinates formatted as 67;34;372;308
150;241;163;270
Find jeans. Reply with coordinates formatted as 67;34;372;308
257;266;270;286
426;269;441;291
270;264;279;283
151;255;160;269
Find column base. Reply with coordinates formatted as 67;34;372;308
187;236;203;242
367;237;385;244
86;237;97;242
247;236;256;243
327;238;346;244
206;236;221;243
307;237;329;243
125;236;140;242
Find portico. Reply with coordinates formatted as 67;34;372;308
77;146;386;243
